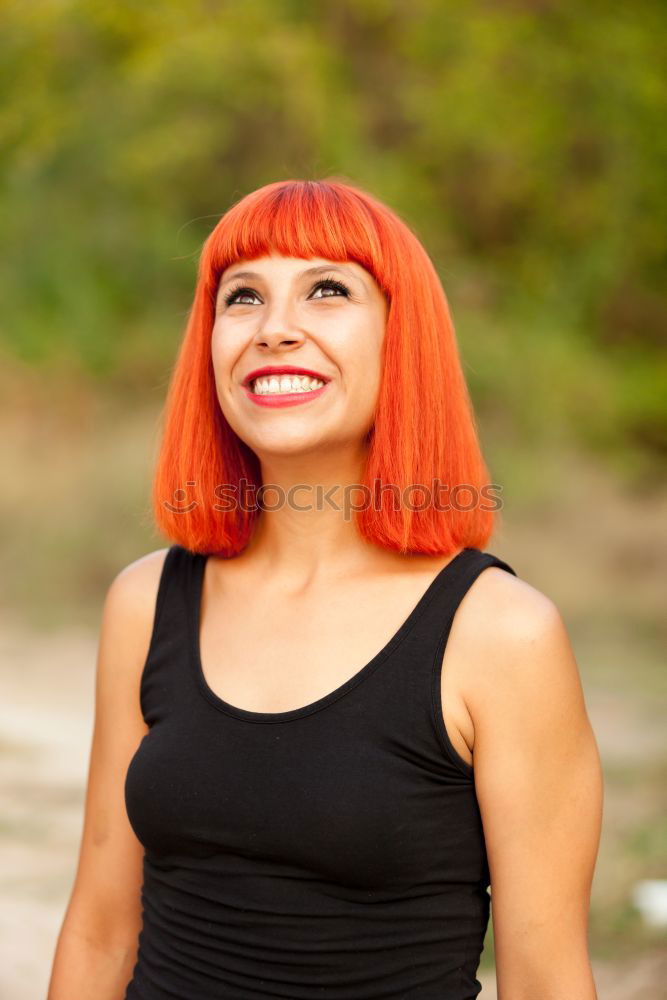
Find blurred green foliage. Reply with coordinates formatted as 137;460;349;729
1;0;665;474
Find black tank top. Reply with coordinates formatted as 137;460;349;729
124;544;517;999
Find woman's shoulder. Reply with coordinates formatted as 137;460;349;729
110;546;172;607
101;547;172;659
467;554;562;644
452;555;580;714
89;548;174;740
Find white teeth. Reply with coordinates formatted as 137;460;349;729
250;374;326;395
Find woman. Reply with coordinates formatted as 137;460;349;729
48;178;603;999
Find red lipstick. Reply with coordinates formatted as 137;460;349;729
242;365;331;387
241;366;331;408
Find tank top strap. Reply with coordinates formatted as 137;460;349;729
430;546;516;625
417;547;518;662
404;545;517;777
138;543;199;726
404;546;517;644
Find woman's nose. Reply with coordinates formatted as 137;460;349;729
253;299;306;348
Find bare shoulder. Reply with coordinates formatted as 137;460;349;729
109;546;171;610
449;561;595;765
100;546;171;681
454;563;579;699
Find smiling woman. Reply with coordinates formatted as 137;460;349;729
48;178;602;1000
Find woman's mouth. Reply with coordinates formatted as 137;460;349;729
250;374;325;395
243;373;330;408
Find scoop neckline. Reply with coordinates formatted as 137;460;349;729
188;547;474;724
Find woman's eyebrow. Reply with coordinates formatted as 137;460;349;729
218;264;360;289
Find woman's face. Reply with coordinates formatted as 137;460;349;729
211;254;389;461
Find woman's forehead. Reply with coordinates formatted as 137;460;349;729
219;255;372;287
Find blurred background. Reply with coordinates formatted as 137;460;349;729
1;1;665;997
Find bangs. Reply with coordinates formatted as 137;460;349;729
202;179;387;298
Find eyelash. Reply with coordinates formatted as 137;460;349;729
222;276;351;307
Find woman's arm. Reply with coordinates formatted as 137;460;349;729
467;570;603;1000
47;548;168;1000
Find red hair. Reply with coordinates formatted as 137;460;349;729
150;178;497;556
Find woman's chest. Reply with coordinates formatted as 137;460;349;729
125;704;481;890
197;590;474;769
196;568;469;754
200;594;397;712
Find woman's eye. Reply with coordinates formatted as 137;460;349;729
310;279;350;299
223;277;350;308
224;286;258;307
